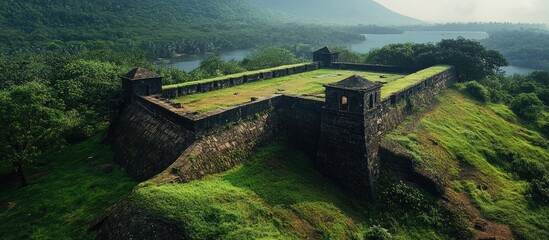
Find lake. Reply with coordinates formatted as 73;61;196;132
170;31;539;75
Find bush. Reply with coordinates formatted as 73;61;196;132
363;225;392;240
510;93;544;121
462;81;490;102
511;157;546;181
530;173;549;205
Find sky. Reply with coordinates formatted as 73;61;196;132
374;0;549;24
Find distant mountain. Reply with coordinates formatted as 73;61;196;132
249;0;423;26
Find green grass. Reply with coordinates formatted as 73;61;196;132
129;139;466;239
0;133;136;240
385;89;549;239
381;65;452;99
163;63;310;89
172;69;404;112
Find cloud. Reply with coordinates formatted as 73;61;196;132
374;0;549;23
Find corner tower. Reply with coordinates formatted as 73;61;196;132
317;75;382;199
313;46;339;67
121;67;163;101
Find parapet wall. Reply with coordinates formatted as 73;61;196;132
329;62;416;74
161;63;319;99
378;67;457;135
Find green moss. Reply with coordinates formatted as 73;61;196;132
163;63;310;89
172;69;404;112
381;65;451;99
0;133;136;240
385;89;549;239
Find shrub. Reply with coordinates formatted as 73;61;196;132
462;81;490;102
530;173;549;205
363;225;392;240
511;157;546;181
510;93;544;121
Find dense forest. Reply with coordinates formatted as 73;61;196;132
249;0;422;25
0;0;400;58
483;30;549;70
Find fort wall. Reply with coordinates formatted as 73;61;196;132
161;63;319;99
329;62;416;74
112;64;456;183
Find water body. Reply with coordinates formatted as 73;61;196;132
170;49;251;72
170;31;539;75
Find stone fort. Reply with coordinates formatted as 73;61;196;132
110;47;457;199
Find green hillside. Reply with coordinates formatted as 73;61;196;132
250;0;422;26
0;0;373;57
129;139;467;239
385;89;549;239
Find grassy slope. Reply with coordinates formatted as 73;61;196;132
0;134;135;240
129;140;464;240
385;89;549;239
172;69;404;112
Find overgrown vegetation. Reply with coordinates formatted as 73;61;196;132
129;139;468;239
476;71;549;135
328;39;508;82
385;90;549;239
0;132;135;239
0;0;392;58
483;30;549;70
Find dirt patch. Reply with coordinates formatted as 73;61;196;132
443;188;515;240
0;201;16;212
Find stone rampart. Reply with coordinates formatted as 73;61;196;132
378;67;457;135
161;62;319;99
108;102;196;181
329;62;416;74
112;65;456;183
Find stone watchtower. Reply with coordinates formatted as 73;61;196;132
313;46;339;67
121;67;163;101
317;75;382;199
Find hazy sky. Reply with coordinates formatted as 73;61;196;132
374;0;549;24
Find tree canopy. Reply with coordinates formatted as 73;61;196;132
365;39;508;81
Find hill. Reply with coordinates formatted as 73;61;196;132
249;0;423;26
384;89;549;239
0;0;383;57
94;88;546;239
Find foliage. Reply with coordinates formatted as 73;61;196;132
241;47;302;70
483;30;549;70
510;93;544;121
530;174;549;205
365;39;508;81
0;0;373;58
249;0;421;26
385;90;549;239
0;51;150;141
363;225;393;240
460;81;490;102
0;132;135;239
0;82;70;186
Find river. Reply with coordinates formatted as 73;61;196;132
170;31;539;75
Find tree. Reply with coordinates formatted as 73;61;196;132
365;40;508;81
241;47;301;70
0;82;69;186
510;93;544;121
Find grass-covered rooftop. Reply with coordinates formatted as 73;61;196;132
170;65;451;113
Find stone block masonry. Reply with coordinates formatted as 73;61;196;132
113;58;456;196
